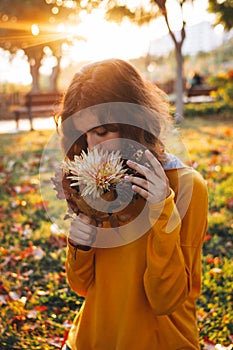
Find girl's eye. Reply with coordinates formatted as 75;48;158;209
96;130;108;136
93;127;108;136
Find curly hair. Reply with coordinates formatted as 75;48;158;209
54;58;173;161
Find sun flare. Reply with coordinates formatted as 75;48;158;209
0;0;214;85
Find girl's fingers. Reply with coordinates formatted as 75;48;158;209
69;229;96;246
126;159;147;175
144;149;166;179
78;213;95;225
69;214;98;245
131;184;149;199
126;150;170;203
124;175;148;190
127;150;167;184
125;174;163;199
70;232;95;246
71;219;94;235
126;160;155;184
72;214;96;230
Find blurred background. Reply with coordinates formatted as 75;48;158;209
0;0;233;124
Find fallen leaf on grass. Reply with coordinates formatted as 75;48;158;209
47;336;63;348
27;310;38;319
0;294;8;304
209;267;222;276
13;184;36;194
0;255;12;267
36;290;50;296
32;247;45;260
226;198;233;208
9;291;21;301
204;342;233;350
21;242;45;260
48;234;67;249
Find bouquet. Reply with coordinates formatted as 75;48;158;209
52;145;151;228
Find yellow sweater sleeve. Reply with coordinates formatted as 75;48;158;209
144;171;208;316
144;192;188;315
65;243;95;297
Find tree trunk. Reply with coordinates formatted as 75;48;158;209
174;43;184;119
25;46;43;93
153;0;186;119
30;60;40;93
49;56;61;92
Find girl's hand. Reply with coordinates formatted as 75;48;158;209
125;149;170;204
68;213;98;248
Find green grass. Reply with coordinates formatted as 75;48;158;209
0;119;232;349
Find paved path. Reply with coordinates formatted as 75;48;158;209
0;117;56;134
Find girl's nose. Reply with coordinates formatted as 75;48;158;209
86;133;97;150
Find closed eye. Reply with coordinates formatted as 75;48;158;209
90;126;108;137
95;130;108;136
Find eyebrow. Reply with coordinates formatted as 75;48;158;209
74;124;103;134
87;125;106;133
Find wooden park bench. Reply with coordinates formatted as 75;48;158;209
12;92;63;131
186;84;217;98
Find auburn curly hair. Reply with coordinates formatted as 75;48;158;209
54;58;172;162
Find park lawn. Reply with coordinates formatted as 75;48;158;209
0;118;232;349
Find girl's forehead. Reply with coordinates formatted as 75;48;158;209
72;111;100;133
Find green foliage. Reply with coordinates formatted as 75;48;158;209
208;0;233;31
208;70;233;106
184;70;233;118
105;1;161;25
184;100;233;118
132;36;233;87
184;70;233;119
0;119;233;348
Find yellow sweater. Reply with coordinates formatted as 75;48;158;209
65;167;208;350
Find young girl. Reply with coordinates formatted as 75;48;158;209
56;58;208;350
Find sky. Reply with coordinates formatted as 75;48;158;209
0;0;217;85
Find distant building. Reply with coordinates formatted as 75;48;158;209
149;21;232;57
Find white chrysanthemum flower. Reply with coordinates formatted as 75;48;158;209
60;159;72;174
63;148;127;199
